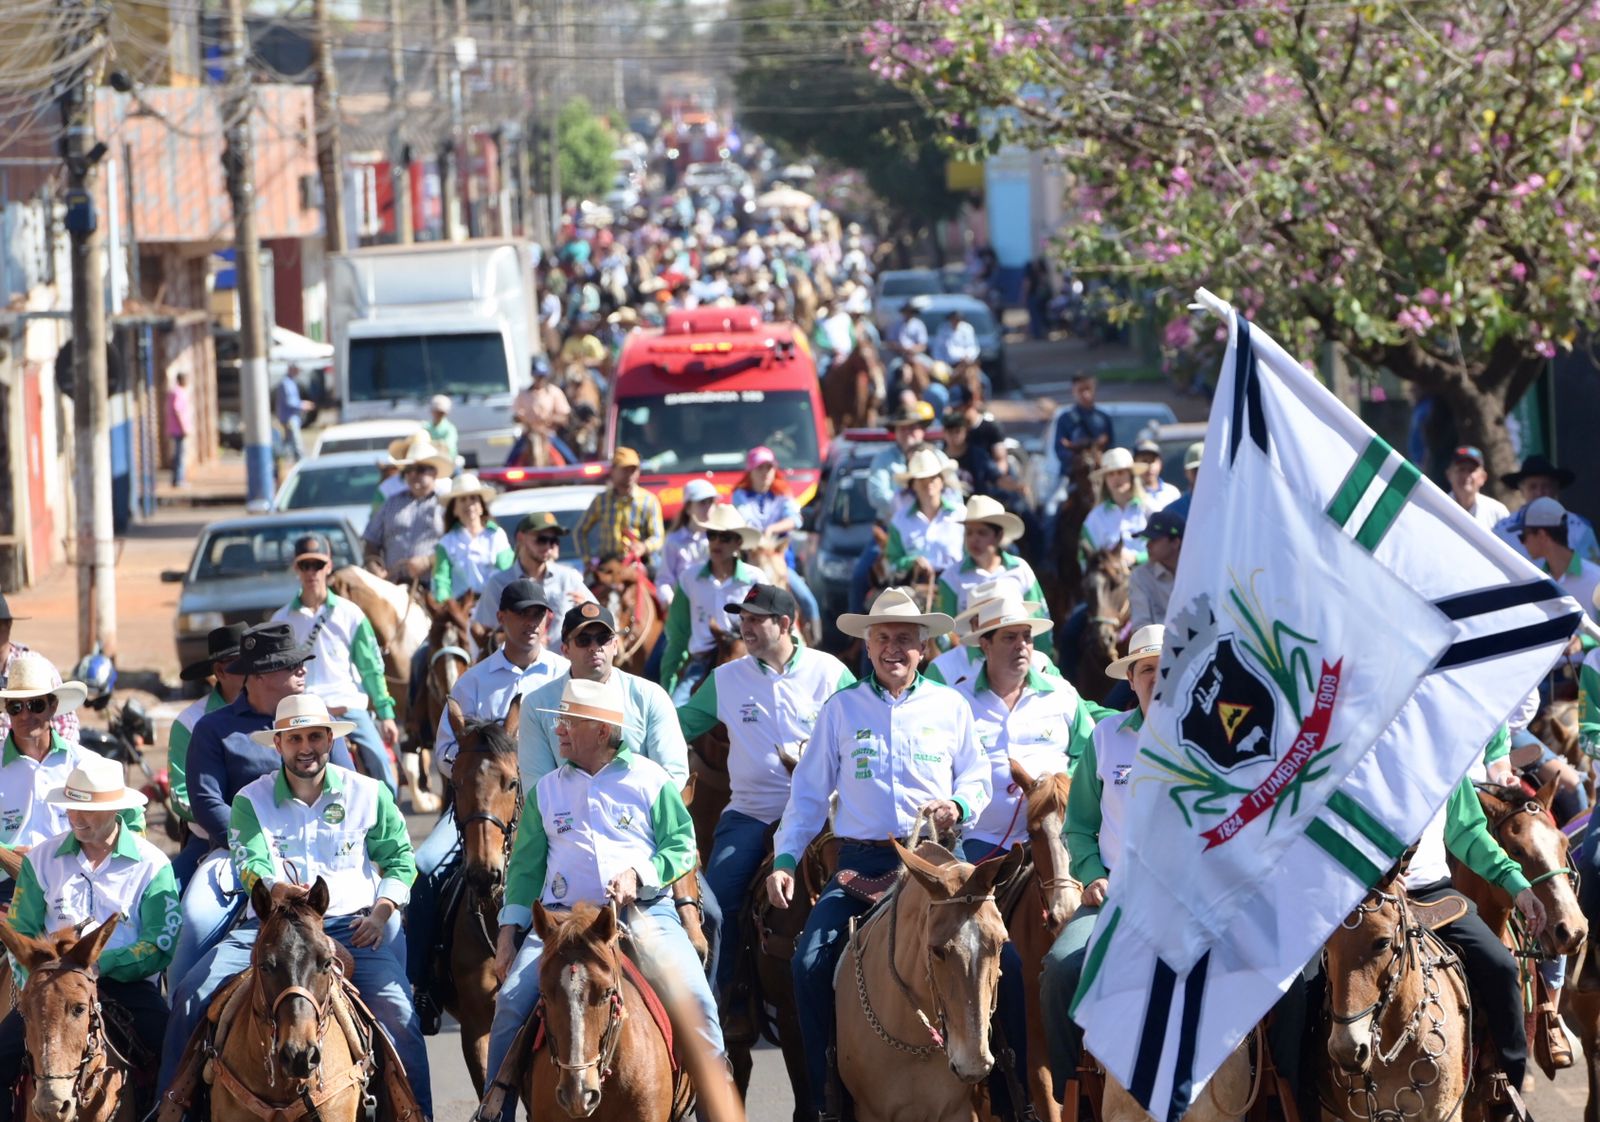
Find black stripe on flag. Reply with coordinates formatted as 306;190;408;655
1434;612;1583;670
1227;318;1269;465
1164;951;1211;1122
1432;578;1568;620
1130;957;1177;1107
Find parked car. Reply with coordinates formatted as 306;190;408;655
163;513;363;677
874;268;944;334
798;440;884;652
489;483;605;575
912;294;1009;393
309;419;425;459
271;450;387;534
1136;420;1208;490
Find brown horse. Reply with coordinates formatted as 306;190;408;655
821;337;886;435
836;840;1020;1122
418;602;474;758
444;696;525;1095
0;918;130;1122
525;902;692;1122
1101;1032;1259;1122
1320;868;1470;1122
1074;548;1129;704
588;556;663;677
558;364;604;460
789;269;820;337
1045;449;1103;621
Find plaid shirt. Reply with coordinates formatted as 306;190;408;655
0;644;81;744
362;491;444;571
575;485;664;564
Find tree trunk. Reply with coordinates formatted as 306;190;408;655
1430;371;1519;500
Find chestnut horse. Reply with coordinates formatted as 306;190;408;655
0;918;130;1122
836;840;1020;1122
821;337;886;435
1320;867;1470;1122
525;902;691;1121
1074;548;1129;705
444;697;525;1094
588;556;662;678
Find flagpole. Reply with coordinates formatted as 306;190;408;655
1188;287;1233;320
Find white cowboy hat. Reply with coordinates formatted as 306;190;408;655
1106;624;1166;680
692;504;761;549
0;652;87;712
962;495;1024;546
1091;447;1138;481
536;675;627;730
843;287;872;316
837;586;955;641
248;694;357;747
950;579;1008;641
389;435;456;477
962;595;1053;645
45;756;147;812
444;472;497;508
894;447;958;488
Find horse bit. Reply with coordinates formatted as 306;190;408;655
26;961;116;1103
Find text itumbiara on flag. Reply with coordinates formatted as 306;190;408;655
1071;299;1582;1121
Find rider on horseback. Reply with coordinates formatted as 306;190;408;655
574;448;664;571
927;580;1062;689
660;505;767;704
883;447;966;586
168;625;248;890
471;512;596;656
480;675;725;1121
764;587;991;1122
934;495;1047;620
850;401;936;618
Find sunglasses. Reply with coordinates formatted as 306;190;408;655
5;698;50;717
708;531;744;544
296;559;328;573
534;535;563;546
568;630;615;649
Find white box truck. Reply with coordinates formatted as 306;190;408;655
328;239;536;468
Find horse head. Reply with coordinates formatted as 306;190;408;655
448;696;524;893
1478;777;1587;955
1324;866;1410;1076
533;902;625;1118
249;877;339;1082
891;840;1018;1085
1010;759;1079;935
0;918;121;1122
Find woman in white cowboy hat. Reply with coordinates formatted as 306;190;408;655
0;756;175;1109
934;493;1047;620
766;586;990;1115
660;504;768;704
1040;623;1165;1093
1079;446;1151;563
363;437;455;581
431;472;513;604
884;445;967;585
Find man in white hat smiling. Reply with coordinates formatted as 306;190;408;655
765;586;990;1117
480;675;721;1121
0;756;176;1107
1039;623;1165;1100
160;693;431;1119
660;503;768;703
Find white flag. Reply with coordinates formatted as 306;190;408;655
1072;305;1582;1121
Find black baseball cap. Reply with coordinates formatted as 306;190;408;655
561;601;617;639
499;579;552;614
1141;509;1186;540
292;533;333;563
726;584;799;619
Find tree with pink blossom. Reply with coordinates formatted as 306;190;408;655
863;0;1600;485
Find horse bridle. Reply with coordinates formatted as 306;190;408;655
1328;891;1415;1035
254;958;337;1091
545;943;627;1083
24;960;115;1101
1486;797;1579;894
454;762;524;945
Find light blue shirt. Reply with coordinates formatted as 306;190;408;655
518;668;689;790
866;444;910;521
933;320;979;365
436;648;570;774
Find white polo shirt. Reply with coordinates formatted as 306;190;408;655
1544;555;1600;622
271;592;389;714
672;560;769;657
435;647;570;775
926;644;1055;690
1088;710;1142;877
1081;496;1150;557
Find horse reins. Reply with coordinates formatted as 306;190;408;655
454;758;524;949
24;961;117;1104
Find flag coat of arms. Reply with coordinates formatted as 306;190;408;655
1072;300;1582;1121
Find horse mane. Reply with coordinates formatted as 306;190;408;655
462;716;517;758
1024;771;1072;826
1473;780;1530;804
544;902;614;958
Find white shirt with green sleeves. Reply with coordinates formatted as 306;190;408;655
662;559;769;675
499;744;696;930
934;552;1046;619
677;646;855;823
228;763;415;916
8;823;179;985
0;731;144;863
926;643;1058;690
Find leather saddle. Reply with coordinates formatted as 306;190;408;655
836;868;902;906
1409;895;1468;931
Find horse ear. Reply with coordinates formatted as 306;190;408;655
65;915;119;969
250;876;275;922
307;877;331;916
964;844;1024;900
447;698;468;747
590;903;618;944
532;901;555;943
504;694;522;740
1008;758;1036;793
0;920;54;974
893;839;952;901
1534;772;1560;813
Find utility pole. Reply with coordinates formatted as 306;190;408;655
386;0;413;244
224;0;274;510
433;0;459;241
450;0;470;240
61;2;116;658
314;0;349;255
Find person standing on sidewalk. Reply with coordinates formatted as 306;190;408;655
165;371;193;487
272;368;309;463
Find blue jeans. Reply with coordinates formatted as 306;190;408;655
405;807;460;987
670;654;714;706
1040;904;1101;1102
483;896;725;1122
170;831;208;894
345;708;399;797
705;809;772;999
160;911;430;1120
1578;826;1600;928
277;414;303;462
957;839;1030;1113
166;848;246;996
793;842;901;1109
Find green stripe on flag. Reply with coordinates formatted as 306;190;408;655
1069;905;1122;1017
1354;459;1422;551
1326;439;1391;529
1307;818;1383;885
1326;791;1407;859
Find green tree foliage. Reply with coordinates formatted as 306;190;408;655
558;97;618;202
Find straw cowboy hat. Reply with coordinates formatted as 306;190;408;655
837;586;955;641
962;495;1024;546
962;594;1053;646
536;675;627;730
1091;447;1138;481
1107;624;1166;680
384;428;429;461
894;447;959;488
45;756;147;812
249;694;357;748
950;579;1008;641
387;434;455;476
444;472;497;509
0;653;87;712
692;504;761;549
